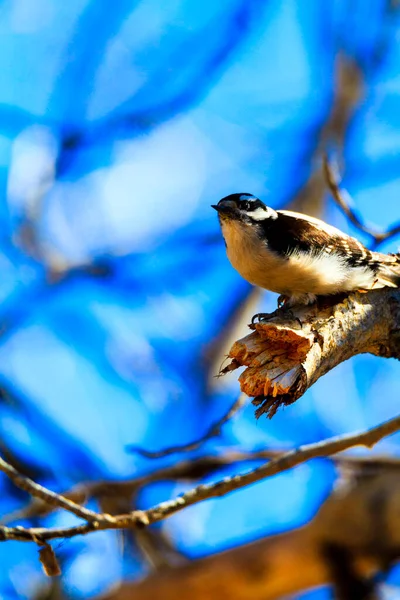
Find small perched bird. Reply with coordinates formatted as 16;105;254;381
212;193;400;307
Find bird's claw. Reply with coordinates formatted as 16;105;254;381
251;311;275;324
251;304;302;328
251;306;291;324
251;295;290;323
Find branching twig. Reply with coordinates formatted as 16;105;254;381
0;455;114;526
1;413;399;546
323;154;400;247
127;393;246;458
2;449;283;525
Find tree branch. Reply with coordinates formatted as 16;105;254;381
127;393;247;458
0;455;114;526
115;526;325;600
1;449;282;525
323;154;400;248
226;288;400;417
1;412;400;548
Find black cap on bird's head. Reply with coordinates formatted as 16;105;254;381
211;193;275;222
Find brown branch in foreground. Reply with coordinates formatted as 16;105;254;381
226;288;400;417
323;154;400;248
116;526;323;600
1;412;399;548
127;393;246;458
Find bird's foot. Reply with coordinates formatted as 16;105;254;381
277;294;289;309
251;297;302;328
251;310;278;324
277;295;302;326
251;295;290;323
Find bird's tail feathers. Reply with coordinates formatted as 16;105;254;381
374;251;400;288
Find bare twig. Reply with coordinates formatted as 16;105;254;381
323;154;400;247
1;413;399;547
139;413;400;524
2;449;283;525
94;448;282;491
0;455;114;525
38;543;62;577
128;393;247;458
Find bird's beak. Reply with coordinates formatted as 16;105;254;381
211;200;237;217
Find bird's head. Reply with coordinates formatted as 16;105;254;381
211;193;277;223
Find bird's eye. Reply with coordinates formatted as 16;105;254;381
243;201;251;211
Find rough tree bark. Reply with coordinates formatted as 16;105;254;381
225;289;400;417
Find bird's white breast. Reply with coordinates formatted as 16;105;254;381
220;219;376;296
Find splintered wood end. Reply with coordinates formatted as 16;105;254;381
225;321;314;416
221;290;398;417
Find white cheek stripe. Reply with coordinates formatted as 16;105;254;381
246;207;277;221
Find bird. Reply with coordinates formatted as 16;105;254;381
212;193;400;309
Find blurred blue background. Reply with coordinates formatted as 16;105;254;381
0;0;400;598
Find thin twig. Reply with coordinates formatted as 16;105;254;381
127;393;247;459
0;455;114;525
1;449;283;525
141;413;400;524
94;449;282;492
1;413;399;544
323;154;400;248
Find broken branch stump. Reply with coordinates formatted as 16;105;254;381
224;290;400;417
